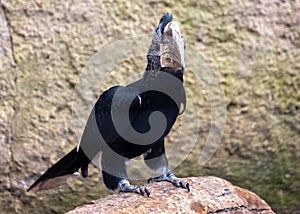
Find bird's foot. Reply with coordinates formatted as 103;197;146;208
118;180;150;197
148;171;190;192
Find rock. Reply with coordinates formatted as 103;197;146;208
66;176;275;214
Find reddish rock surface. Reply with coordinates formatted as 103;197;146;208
66;176;275;214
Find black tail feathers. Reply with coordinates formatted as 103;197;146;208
27;147;90;191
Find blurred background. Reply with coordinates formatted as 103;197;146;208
0;0;299;213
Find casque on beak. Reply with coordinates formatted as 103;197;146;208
160;21;185;72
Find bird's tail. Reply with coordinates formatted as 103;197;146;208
27;147;90;191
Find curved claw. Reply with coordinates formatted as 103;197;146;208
179;180;190;192
137;186;151;197
145;188;151;197
186;182;190;192
119;181;151;197
147;172;190;192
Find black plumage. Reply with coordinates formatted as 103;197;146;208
28;13;189;196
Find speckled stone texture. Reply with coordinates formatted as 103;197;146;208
67;177;275;214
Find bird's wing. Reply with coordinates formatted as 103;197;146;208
92;85;142;144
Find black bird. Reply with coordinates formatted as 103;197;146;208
27;13;189;197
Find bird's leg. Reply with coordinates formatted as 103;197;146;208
147;170;190;192
144;140;190;192
101;154;150;197
102;170;150;197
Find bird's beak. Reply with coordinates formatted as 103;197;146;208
157;12;173;35
160;21;185;72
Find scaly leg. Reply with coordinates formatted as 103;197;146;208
144;140;190;192
101;154;150;197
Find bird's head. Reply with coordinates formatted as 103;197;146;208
146;13;185;78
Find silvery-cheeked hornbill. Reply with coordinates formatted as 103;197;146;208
28;13;189;197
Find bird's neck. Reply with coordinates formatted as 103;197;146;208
142;55;184;87
143;55;161;82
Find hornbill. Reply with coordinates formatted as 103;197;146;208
28;13;189;197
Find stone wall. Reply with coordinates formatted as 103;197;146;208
0;0;299;213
